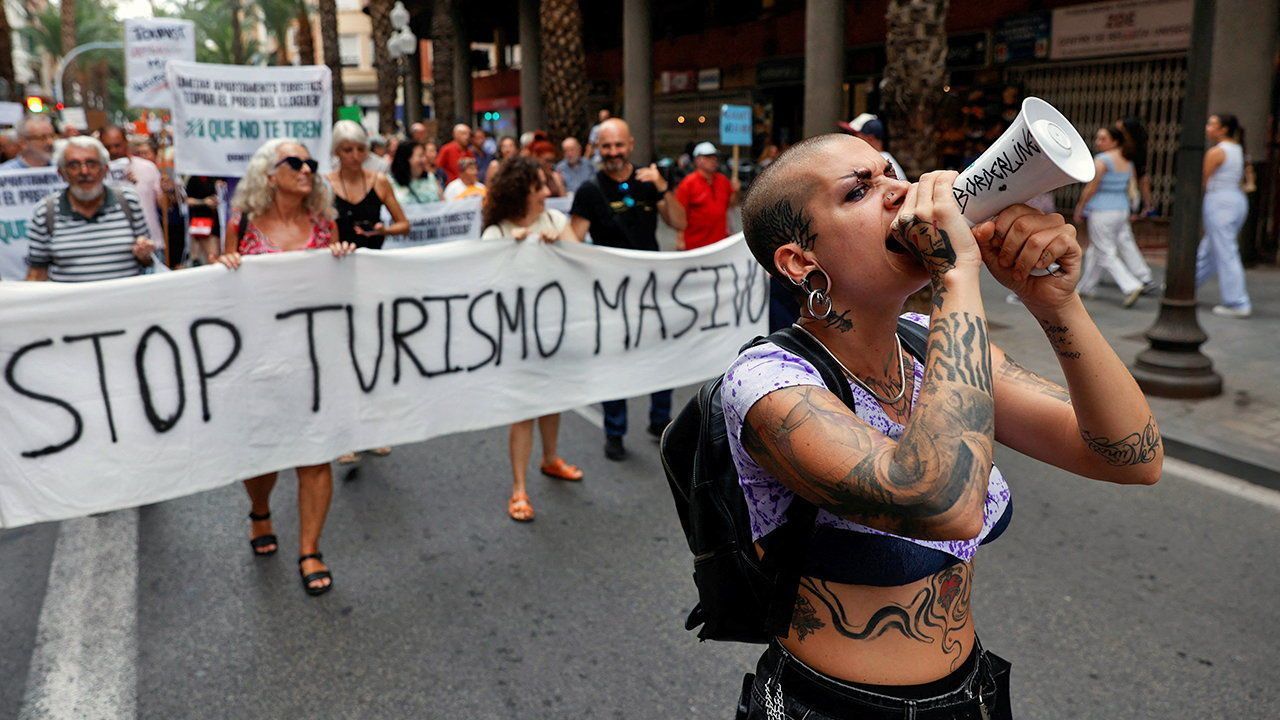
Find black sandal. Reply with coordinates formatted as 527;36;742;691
298;553;333;596
248;512;278;557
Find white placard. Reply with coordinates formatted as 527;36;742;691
1050;0;1192;60
0;101;23;127
0;235;769;528
0;163;132;281
60;107;87;131
167;61;332;177
125;18;196;109
383;197;483;248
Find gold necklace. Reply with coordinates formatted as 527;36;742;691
791;324;908;405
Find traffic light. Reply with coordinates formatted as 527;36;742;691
25;96;44;113
483;111;501;122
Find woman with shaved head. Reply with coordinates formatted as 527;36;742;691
726;133;1162;717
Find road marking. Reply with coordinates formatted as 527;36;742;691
20;510;138;720
573;405;605;430
1159;457;1280;512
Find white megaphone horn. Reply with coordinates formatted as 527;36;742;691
952;97;1095;275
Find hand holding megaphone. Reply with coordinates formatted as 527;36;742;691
953;97;1095;277
973;205;1083;311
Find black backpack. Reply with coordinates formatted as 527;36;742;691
659;319;929;644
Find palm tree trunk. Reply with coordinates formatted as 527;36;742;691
881;0;949;180
368;0;396;134
539;0;588;143
229;0;244;65
60;0;77;102
430;0;456;145
317;0;345;120
295;2;316;66
0;0;16;100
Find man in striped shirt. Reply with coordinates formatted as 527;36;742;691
25;137;155;283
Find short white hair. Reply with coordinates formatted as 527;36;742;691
20;116;53;139
232;138;335;221
54;136;110;169
331;120;369;151
519;131;534;148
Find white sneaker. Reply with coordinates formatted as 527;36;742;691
1212;305;1252;318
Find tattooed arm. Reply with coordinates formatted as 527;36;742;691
742;173;995;541
980;205;1162;485
989;304;1162;485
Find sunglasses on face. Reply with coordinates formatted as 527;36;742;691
275;156;319;173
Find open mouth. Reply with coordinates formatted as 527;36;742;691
885;232;910;256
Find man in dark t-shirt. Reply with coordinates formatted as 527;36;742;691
570;118;687;461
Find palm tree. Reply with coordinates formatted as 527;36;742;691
168;0;262;65
60;0;76;67
430;0;455;144
0;0;17;100
881;0;949;180
317;0;344;120
539;0;588;143
260;0;296;65
367;0;396;134
229;0;244;64
24;0;123;108
295;0;317;65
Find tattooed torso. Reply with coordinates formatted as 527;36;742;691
781;562;976;685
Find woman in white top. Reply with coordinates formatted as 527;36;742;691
480;156;583;522
1197;113;1252;317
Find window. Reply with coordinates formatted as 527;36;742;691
339;35;361;67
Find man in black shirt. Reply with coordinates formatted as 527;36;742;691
570;118;687;461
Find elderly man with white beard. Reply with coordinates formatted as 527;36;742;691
25;137;155;282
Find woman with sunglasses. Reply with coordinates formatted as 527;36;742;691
480;157;583;522
217;139;356;597
727;134;1161;717
327;120;411;250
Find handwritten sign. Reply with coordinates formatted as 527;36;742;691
719;105;752;147
125;18;196;109
0;236;769;527
167;61;332;177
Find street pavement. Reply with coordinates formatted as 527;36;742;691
3;387;1279;719
4;251;1280;719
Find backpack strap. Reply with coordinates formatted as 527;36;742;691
44;194;58;237
895;315;929;363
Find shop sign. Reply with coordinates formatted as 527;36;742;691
947;32;990;69
697;68;721;92
1050;0;1192;60
995;13;1051;64
660;70;697;94
756;58;804;86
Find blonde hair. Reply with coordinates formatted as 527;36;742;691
231;139;335;220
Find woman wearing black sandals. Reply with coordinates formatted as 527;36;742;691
726;134;1162;717
217;138;356;596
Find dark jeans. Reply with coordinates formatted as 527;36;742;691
601;390;673;438
739;639;1012;720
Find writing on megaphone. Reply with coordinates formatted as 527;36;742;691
953;97;1095;276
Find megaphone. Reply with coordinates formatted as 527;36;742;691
952;97;1094;275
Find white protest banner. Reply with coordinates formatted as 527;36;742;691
167;61;332;177
125;18;196;109
384;195;586;249
383;198;482;248
0;163;132;281
0;235;769;527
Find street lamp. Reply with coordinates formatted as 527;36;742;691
387;1;419;126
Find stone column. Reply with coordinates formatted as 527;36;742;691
1208;0;1278;152
519;0;544;134
405;44;423;127
803;0;845;139
623;0;653;164
452;3;473;126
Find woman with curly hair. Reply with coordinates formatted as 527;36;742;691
480;156;582;522
217;139;356;596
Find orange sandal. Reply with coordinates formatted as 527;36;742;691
508;493;535;522
540;457;584;481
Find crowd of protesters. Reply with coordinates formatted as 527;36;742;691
1;103;1249;604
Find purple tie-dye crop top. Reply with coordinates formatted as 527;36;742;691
721;313;1011;566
